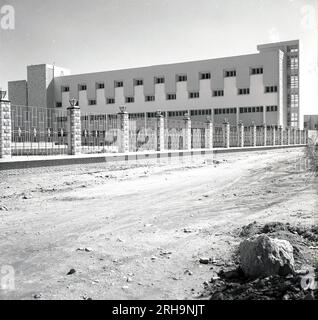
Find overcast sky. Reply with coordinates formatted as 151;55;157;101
0;0;317;116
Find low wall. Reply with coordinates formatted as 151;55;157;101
0;145;306;170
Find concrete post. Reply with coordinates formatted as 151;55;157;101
297;129;301;144
183;113;191;150
292;128;297;145
251;123;257;147
272;126;276;146
304;130;309;145
117;106;129;153
67;102;82;155
156;111;165;151
278;125;283;145
238;122;244;148
262;124;267;147
286;128;291;145
205;118;213;149
223;121;230;148
0;95;12;159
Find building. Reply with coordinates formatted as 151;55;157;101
8;40;300;128
304;115;318;130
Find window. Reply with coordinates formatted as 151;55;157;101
79;84;87;91
56;102;62;108
265;86;278;93
115;81;123;88
88;99;96;105
251;67;263;75
189;92;199;99
106;98;115;104
62;86;70;92
200;72;211;80
238;88;250;95
155;77;165;84
125;97;134;103
212;90;224;97
168;110;187;117
266;105;278;112
97;83;105;89
145;95;155;102
177;74;187;82
167;93;176;100
225;70;236;77
147;112;157;118
290;76;299;89
134;79;143;86
290;57;299;70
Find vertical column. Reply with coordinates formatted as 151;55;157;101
304;130;309;145
286;127;291;145
292;128;297;145
272;126;276;146
205;118;213;149
238;122;244;148
262;124;267;147
183;112;191;150
0;94;12;159
156;111;165;151
67;100;82;155
223;121;230;148
251;123;257;147
297;129;301;144
278;125;283;145
117;106;129;153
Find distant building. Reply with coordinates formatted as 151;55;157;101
8;40;300;128
304;115;318;130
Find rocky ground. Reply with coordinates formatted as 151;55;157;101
0;147;317;300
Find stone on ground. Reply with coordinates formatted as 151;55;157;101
239;234;295;278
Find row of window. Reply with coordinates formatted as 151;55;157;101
190;109;212;116
58;85;278;106
61;67;267;93
59;106;279;118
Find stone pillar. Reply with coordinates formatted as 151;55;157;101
67;104;82;155
156;111;165;151
238;122;244;148
223;121;230;148
262;124;267;147
304;130;309;145
251;123;257;147
183;113;191;150
297;129;301;144
286;128;291;145
205;119;213;149
272;126;276;146
292;128;297;145
0;97;12;159
278;125;283;145
117;106;129;153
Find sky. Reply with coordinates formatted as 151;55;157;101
0;0;317;117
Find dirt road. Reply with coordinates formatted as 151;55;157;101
0;147;317;300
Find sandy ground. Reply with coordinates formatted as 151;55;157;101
0;147;317;300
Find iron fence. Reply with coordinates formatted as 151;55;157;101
81;114;118;153
129;115;157;152
164;118;186;150
213;125;223;148
229;126;239;147
11;105;68;156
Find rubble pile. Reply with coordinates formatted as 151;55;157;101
202;222;318;300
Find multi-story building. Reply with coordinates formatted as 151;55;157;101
304;115;318;130
8;40;300;128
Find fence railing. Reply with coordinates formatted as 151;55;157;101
0;101;309;159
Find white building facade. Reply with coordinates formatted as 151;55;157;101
8;40;300;128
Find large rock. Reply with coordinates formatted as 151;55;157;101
239;235;295;278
